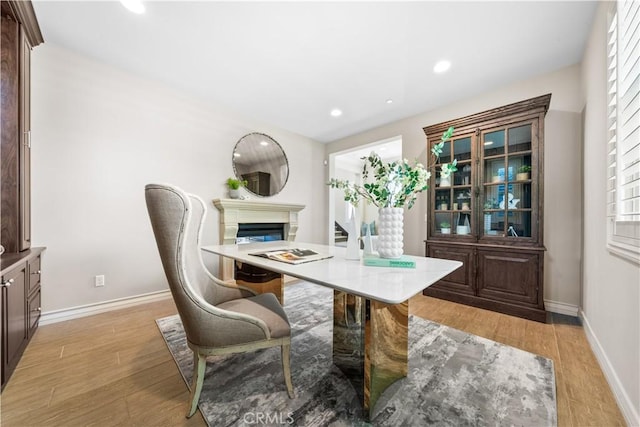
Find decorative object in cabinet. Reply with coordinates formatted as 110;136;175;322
423;94;550;323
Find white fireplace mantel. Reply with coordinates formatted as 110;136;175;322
212;198;305;279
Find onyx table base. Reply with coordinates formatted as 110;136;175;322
333;290;408;420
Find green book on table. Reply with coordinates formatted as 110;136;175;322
363;254;416;268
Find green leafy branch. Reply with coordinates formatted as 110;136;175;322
327;127;456;209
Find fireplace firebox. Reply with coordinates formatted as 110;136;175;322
236;223;284;244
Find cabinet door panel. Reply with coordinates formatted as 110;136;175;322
1;15;20;253
2;264;27;380
426;244;475;295
477;249;540;305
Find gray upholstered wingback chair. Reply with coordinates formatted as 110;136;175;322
145;183;294;418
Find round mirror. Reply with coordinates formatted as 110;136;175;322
232;133;289;197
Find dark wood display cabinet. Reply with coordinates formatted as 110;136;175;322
424;94;551;323
1;0;44;389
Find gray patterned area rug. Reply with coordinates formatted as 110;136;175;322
156;281;557;426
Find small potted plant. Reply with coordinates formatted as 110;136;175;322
226;177;247;199
440;221;451;234
517;165;531;181
484;198;497;210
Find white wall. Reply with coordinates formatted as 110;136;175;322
31;44;326;313
326;64;584;312
581;3;640;424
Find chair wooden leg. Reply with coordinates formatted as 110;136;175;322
187;351;207;418
282;343;295;398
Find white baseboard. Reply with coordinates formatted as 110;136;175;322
544;299;579;316
580;309;640;427
39;290;172;326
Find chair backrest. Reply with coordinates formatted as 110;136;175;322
145;184;221;342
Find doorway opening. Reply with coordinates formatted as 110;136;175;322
328;136;402;246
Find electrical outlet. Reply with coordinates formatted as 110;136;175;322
95;275;105;287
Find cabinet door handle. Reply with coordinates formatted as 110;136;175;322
31;270;41;275
23;131;31;148
2;278;15;288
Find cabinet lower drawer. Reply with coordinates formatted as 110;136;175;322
27;255;41;295
27;287;41;337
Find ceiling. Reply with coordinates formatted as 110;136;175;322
32;1;597;143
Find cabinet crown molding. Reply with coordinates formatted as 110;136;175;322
3;1;44;47
423;93;551;137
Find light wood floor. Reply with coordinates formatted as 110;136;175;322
1;287;626;427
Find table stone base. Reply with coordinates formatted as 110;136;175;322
333;290;408;419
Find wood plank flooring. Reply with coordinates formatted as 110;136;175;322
1;287;626;426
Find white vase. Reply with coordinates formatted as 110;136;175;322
228;188;240;199
377;207;403;259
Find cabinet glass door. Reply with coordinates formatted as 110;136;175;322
434;135;474;236
481;123;534;238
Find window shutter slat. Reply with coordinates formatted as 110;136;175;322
607;2;640;262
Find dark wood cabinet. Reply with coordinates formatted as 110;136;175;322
1;248;44;390
1;0;42;253
0;0;43;390
423;95;550;322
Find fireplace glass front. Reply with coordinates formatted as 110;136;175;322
236;223;285;244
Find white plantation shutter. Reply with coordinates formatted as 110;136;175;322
607;11;618;217
607;0;640;264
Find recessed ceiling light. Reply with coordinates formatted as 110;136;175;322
433;60;451;74
120;0;145;14
260;141;269;146
330;109;343;117
386;99;393;104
